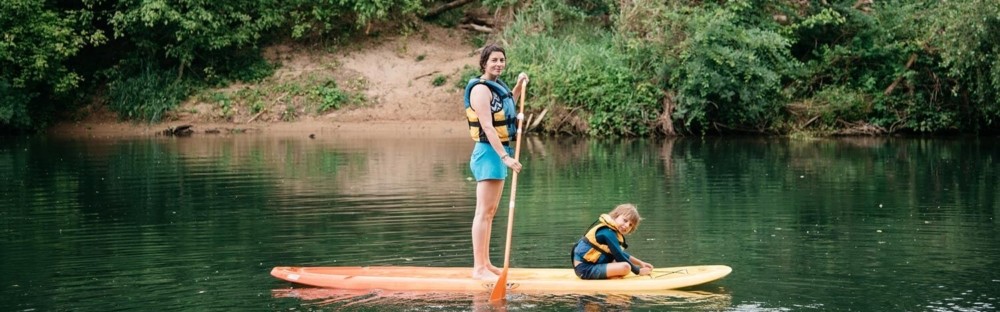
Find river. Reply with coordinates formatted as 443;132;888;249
2;134;997;311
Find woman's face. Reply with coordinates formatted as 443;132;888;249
483;51;506;77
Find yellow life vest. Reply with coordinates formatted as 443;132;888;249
463;78;517;143
580;214;629;263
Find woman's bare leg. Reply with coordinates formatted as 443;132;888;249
472;179;505;279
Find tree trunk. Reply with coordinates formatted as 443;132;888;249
884;53;918;96
658;91;677;136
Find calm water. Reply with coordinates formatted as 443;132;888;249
1;134;998;311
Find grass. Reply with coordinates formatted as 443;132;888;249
432;75;447;87
181;68;368;122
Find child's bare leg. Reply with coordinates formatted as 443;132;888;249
605;262;633;279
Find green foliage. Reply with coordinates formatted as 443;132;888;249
0;81;33;129
3;0;997;135
928;0;1000;130
348;0;424;27
0;0;94;129
205;91;234;118
313;81;349;112
106;66;191;122
481;0;519;10
432;75;447;87
283;0;424;39
454;65;480;90
107;0;281;73
668;2;798;132
505;13;662;136
425;4;464;28
235;88;266;113
282;105;298;121
202;49;277;84
797;86;872;130
776;0;998;133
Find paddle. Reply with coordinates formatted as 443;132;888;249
490;79;528;301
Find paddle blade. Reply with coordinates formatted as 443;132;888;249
489;269;509;301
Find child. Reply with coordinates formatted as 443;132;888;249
571;203;654;279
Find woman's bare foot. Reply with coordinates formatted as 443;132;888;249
472;267;499;280
487;264;502;275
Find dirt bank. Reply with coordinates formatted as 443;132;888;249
49;24;476;139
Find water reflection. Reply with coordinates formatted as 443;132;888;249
272;287;732;311
2;135;998;311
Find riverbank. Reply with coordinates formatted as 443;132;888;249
47;119;468;139
47;23;472;140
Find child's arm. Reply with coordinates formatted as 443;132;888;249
629;256;654;274
596;229;642;275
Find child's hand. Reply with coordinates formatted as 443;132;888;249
642;262;654;270
638;267;653;276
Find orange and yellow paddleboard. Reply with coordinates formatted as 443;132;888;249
271;265;731;293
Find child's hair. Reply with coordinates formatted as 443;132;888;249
608;203;643;234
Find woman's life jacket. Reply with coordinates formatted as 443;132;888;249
463;77;517;143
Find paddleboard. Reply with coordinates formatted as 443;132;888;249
271;265;731;292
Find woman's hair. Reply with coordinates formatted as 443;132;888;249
479;43;506;73
609;203;643;234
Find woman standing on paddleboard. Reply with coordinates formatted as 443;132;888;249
464;43;528;280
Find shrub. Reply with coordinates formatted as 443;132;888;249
107;66;191;122
432;75;447;87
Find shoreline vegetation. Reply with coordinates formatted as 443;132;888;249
4;1;999;137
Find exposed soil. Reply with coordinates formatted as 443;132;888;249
49;24;477;139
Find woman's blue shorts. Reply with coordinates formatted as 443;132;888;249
470;142;513;181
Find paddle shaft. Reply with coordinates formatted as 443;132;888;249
490;80;527;301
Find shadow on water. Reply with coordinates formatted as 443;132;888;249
272;287;732;311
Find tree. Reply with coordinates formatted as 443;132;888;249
1;0;93;129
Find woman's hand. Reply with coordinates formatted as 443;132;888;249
502;155;522;173
517;72;529;86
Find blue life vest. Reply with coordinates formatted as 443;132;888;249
463;78;517;143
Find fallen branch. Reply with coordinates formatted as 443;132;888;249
884;53;918;96
802;115;821;129
459;23;493;33
249;92;289;123
524;113;534;133
247;109;267;124
162;124;193;136
834;120;886;136
414;71;441;80
424;0;474;19
529;106;548;131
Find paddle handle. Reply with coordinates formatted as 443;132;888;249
500;86;526;270
490;79;527;301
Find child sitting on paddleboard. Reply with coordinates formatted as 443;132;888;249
572;203;654;279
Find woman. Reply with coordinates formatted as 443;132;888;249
464;43;528;280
